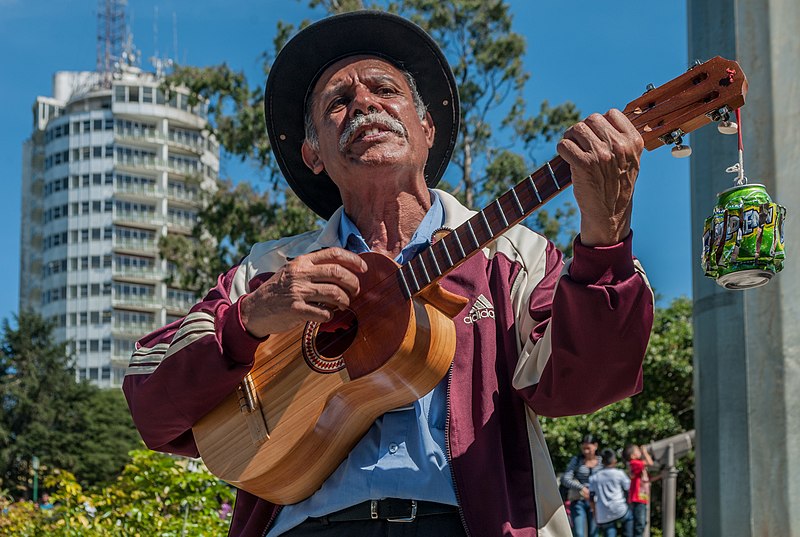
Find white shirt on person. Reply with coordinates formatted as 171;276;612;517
588;467;630;524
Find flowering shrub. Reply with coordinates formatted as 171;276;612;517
0;450;236;536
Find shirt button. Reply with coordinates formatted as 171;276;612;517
388;443;399;454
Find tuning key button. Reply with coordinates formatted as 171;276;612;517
671;144;693;158
718;120;739;135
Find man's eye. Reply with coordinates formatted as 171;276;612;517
377;87;396;95
328;97;348;110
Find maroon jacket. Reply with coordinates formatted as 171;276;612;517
123;190;653;536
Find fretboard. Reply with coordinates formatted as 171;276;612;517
397;155;572;298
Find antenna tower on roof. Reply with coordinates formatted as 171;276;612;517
96;0;128;87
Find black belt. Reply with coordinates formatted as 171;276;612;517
319;499;458;523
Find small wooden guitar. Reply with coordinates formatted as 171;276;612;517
192;57;747;504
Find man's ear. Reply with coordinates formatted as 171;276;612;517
422;111;436;149
301;141;325;175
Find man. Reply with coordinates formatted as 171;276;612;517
588;449;634;537
123;11;653;537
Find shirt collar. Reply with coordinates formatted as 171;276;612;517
337;190;444;264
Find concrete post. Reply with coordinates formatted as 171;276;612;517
661;445;677;537
688;1;800;536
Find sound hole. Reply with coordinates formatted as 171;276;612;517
315;309;358;359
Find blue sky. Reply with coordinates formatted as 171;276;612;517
0;0;694;323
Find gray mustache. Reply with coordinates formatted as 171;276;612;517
339;112;408;151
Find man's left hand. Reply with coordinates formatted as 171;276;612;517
556;109;644;247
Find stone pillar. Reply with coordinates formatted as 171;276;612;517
688;1;800;536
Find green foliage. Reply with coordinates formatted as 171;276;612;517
0;450;235;536
0;312;141;497
541;297;695;536
161;182;318;293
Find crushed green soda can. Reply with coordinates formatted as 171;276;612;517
702;184;786;290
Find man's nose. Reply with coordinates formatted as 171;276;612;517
349;86;380;118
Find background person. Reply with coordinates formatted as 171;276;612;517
589;449;633;537
563;434;602;537
623;444;654;537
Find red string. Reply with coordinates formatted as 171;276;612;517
735;107;743;152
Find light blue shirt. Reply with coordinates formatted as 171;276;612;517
268;191;457;536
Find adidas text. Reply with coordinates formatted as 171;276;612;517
464;309;496;324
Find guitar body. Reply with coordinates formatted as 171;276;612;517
192;252;469;504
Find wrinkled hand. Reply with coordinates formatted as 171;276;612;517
556;109;644;246
240;248;367;337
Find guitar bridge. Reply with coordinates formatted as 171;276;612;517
237;374;270;444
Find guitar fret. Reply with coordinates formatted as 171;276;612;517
417;256;431;284
527;176;542;203
440;239;454;266
479;210;493;236
397;269;412;298
494;199;509;228
452;231;466;258
428;249;442;276
546;161;560;189
405;264;420;293
510;188;525;216
466;221;480;248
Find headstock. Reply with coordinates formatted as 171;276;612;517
623;56;748;152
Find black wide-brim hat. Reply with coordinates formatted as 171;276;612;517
264;10;460;219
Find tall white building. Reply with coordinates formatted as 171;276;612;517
20;65;219;388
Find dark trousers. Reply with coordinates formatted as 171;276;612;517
281;514;466;536
280;500;467;536
631;502;647;537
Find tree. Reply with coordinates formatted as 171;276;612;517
0;312;141;496
540;297;695;536
161;181;318;292
162;0;580;290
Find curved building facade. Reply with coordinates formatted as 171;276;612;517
20;66;219;387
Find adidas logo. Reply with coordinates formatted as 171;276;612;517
463;294;495;324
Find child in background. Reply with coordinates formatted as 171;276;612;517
589;449;632;537
623;444;654;537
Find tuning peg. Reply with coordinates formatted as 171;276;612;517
718;120;739;135
672;144;692;158
688;59;703;71
661;130;692;158
644;83;655;94
670;134;692;158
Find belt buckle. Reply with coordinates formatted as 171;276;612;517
386;499;417;523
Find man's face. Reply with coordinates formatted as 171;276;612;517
301;56;435;188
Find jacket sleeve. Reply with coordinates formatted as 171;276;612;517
562;456;584;491
512;231;654;417
122;263;267;456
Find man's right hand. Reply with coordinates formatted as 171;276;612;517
239;248;368;338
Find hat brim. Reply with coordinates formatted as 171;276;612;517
265;11;460;220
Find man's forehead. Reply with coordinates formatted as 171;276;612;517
311;55;406;94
